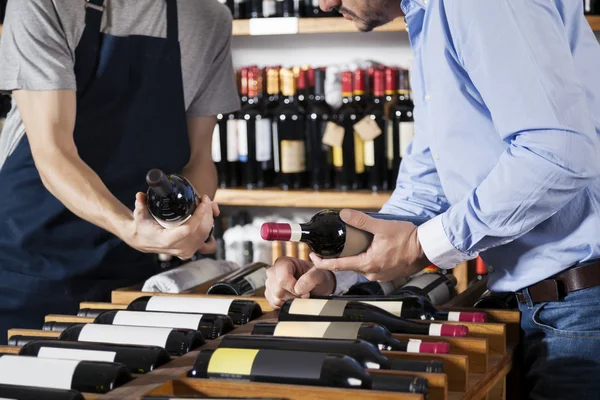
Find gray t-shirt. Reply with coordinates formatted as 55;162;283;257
0;0;240;167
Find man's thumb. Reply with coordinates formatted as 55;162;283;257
340;209;377;233
294;268;324;296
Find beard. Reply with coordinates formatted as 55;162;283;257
339;0;396;32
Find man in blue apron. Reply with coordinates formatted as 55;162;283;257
0;0;240;343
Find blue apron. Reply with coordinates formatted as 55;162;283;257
0;0;190;344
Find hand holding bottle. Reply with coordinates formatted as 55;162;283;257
264;257;335;309
310;209;430;282
122;192;218;259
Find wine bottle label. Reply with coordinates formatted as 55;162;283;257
273;321;362;340
146;296;234;316
288;299;347;317
399;121;415;158
280;140;306;173
207;348;325;380
354;116;382;141
263;0;276;16
447;312;461;322
112;310;203;330
227;119;239;162
353;132;365;174
38;347;117;363
339;225;373;258
272;121;280;173
79;324;172;347
363;139;375;167
360;301;403;317
321;122;345;148
406;339;422;353
255;118;272;162
212;125;222;163
428;324;443;336
243;267;268;290
386;121;394;169
0;355;80;390
237;120;249;162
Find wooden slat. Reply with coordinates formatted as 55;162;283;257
7;329;60;341
0;345;21;354
393;334;488;373
461;352;514;400
417;321;506;356
111;290;273;312
588;15;600;31
371;370;447;400
214;188;389;209
45;315;94;323
383;351;468;393
80;302;127;310
440;307;520;347
141;378;423;400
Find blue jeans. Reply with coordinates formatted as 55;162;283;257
519;284;600;399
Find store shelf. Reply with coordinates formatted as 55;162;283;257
232;17;406;36
214;188;391;209
588;15;600;31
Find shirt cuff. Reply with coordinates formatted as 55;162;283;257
417;214;473;269
333;271;367;295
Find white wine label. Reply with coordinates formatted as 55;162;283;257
354;116;383;141
226;119;239;162
447;312;461;322
428;324;443;336
386;121;394;169
360;301;403;317
255;118;272;162
273;321;361;340
146;296;234;316
243;267;268;290
288;299;347;317
406;339;422;353
237;120;249;162
289;223;302;242
263;0;277;16
38;347;117;363
272;122;280;172
212;125;222;162
399;121;415;158
354;132;365;174
113;310;203;330
0;355;79;390
249;17;299;36
363;139;375;167
280;140;306;173
322;121;345;148
79;324;172;347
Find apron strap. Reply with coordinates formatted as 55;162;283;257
166;0;179;43
74;0;106;96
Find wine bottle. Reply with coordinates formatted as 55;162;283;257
278;299;468;337
261;209;429;259
9;335;60;347
242;241;254;265
390;69;415;182
585;0;600;14
78;308;113;318
0;384;85;400
262;0;277;17
127;296;262;325
93;310;235;340
306;68;334;190
0;354;131;394
280;0;302;16
328;294;487;322
219;334;445;373
217;0;235;16
252;321;449;353
362;69;387;192
392;271;457;306
473;290;518;310
344;276;408;296
58;324;204;356
213;113;229;189
44;322;78;332
274;68;307;190
189;348;428;395
206;262;269;296
146;169;198;229
18;339;171;374
383;67;399;189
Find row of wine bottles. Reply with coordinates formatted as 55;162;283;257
217;0;339;19
214;63;414;192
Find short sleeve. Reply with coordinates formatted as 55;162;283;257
0;0;76;93
186;11;240;117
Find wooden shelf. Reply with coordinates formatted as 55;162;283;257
232;17;406;36
588;15;600;31
214;188;391;209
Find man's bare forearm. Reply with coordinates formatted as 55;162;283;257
181;160;218;200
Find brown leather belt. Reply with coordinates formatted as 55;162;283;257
516;261;600;304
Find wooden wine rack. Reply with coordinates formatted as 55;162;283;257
1;278;520;400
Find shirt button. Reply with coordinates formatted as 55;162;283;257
425;94;431;102
488;265;494;273
433;153;440;160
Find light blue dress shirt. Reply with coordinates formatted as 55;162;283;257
336;0;600;294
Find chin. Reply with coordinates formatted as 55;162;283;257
357;18;389;32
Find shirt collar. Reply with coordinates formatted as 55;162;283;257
401;0;426;14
